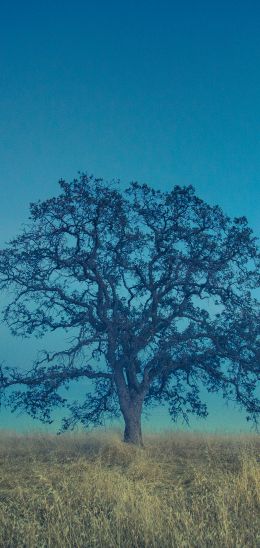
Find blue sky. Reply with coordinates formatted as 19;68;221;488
0;1;259;434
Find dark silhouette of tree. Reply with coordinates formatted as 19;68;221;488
0;174;259;445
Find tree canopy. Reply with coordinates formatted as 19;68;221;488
0;174;259;444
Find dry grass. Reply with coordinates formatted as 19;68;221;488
0;428;259;547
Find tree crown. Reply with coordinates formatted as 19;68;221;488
0;174;259;432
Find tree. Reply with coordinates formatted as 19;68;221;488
0;174;259;445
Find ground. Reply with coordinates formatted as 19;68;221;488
0;429;259;547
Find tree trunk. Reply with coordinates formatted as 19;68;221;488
123;407;143;446
113;366;146;447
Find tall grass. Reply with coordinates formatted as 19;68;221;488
0;429;259;547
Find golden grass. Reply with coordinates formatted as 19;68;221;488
0;428;259;547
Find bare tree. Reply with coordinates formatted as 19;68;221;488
0;175;259;445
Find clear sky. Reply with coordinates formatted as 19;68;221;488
0;0;259;434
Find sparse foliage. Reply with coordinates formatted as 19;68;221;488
0;174;259;444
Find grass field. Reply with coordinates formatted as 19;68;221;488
0;428;259;547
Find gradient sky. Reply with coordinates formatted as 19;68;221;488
0;0;259;434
